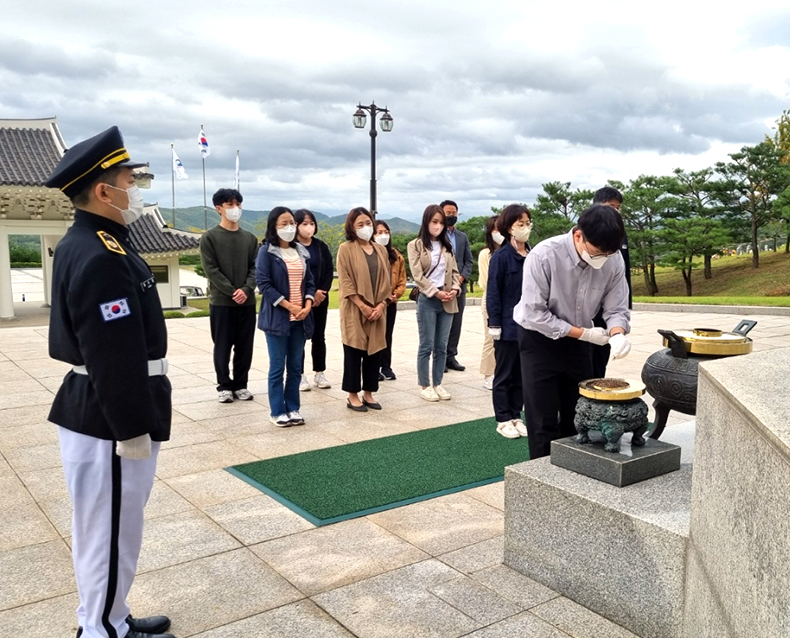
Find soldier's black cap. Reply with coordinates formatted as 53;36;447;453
45;126;147;199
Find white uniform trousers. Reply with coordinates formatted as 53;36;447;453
58;427;160;638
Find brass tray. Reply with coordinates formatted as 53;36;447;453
578;378;646;401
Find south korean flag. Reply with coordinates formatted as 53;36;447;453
100;298;131;322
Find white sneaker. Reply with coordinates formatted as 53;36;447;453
233;389;254;401
299;375;311;392
270;414;291;427
314;372;331;389
483;375;494;390
420;386;440;402
218;390;234;403
512;418;528;437
433;385;452;400
497;421;521;439
288;411;305;425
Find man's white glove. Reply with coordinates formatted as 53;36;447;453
579;327;610;346
609;333;632;359
116;433;152;460
488;327;502;340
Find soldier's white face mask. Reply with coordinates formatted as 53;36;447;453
106;184;145;225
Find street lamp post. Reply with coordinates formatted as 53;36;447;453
353;102;393;217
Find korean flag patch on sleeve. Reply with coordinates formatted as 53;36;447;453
100;298;131;322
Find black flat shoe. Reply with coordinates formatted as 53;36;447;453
347;400;368;412
362;399;382;410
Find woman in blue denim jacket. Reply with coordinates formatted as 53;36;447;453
487;204;532;439
256;206;316;427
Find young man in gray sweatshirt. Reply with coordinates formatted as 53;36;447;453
199;188;260;402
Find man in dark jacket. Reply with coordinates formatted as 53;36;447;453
441;200;474;371
45;126;174;638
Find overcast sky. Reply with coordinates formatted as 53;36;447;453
3;0;789;222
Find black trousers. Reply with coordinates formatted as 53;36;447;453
303;301;329;373
379;303;398;372
209;304;257;392
518;327;593;460
342;345;381;393
492;339;523;422
446;288;466;358
591;310;610;378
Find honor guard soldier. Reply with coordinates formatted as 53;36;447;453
45;127;176;638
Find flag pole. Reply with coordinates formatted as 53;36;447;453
235;149;240;190
201;123;207;230
170;143;175;227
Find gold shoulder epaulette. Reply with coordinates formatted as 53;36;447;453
97;231;126;255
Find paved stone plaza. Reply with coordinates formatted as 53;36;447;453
2;305;789;638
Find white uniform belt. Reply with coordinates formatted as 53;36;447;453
72;358;168;376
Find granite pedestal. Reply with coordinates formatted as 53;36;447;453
551;432;681;487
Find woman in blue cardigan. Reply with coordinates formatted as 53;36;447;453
256;206;316;426
487;204;532;439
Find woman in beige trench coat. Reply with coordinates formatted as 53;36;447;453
337;207;392;411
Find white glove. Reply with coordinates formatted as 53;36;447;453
609;333;632;359
579;327;610;346
488;327;502;340
116;433;152;460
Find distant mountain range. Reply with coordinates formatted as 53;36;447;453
157;206;420;235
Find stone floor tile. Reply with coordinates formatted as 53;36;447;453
37;495;72;537
204;494;314;546
165;468;262;509
12;358;70;379
0;539;76;611
162;420;220;449
312;417;419;444
438;536;504;575
172;398;264;422
3;442;62;473
0;403;53;429
154;440;258;479
128;548;303;637
145;479;197;519
0;420;58;453
313;559;480;638
137;509;241;573
189;599;354;638
463;611;571;637
471;564;559;610
172;384;227;405
193;412;275;439
428;575;522;625
368;492;504;555
251;518;428;595
0;389;54;411
465;481;505;511
0;474;35;510
228;428;346;460
0;592;80;638
0;502;60;551
531;597;640;638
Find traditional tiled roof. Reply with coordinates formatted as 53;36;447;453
128;207;201;255
0;125;63;187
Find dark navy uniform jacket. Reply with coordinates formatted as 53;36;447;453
48;209;171;442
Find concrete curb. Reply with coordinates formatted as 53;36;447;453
633;303;790;316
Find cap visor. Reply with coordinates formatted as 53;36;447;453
118;159;148;169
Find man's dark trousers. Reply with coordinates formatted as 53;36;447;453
446;288;466;359
209;304;256;392
519;326;593;460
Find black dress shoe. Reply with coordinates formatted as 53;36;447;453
127;631;175;638
128;614;171;634
347;400;368;412
378;371;386;381
446;357;465;372
362;399;382;410
381;369;397;380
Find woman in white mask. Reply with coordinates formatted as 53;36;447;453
336;207;392;411
255;206;316;427
477;215;505;391
486;204;532;439
407;204;461;402
374;220;407;381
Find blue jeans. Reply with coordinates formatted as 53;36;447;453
416;293;454;387
265;321;305;416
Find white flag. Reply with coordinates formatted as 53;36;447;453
198;128;210;158
172;148;188;180
234;151;240;189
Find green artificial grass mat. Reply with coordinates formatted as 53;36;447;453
228;417;529;526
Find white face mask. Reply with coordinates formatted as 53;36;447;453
581;249;609;269
224;207;242;223
356;226;374;242
277;225;297;243
374;233;390;246
512;225;532;243
106;184;145;225
491;230;505;245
